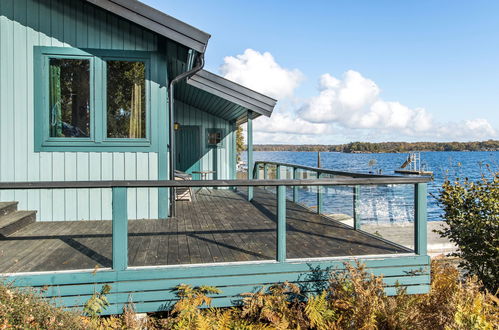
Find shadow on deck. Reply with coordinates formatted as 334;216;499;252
0;188;411;273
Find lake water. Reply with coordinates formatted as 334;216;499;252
242;151;499;224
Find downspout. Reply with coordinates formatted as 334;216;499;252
168;51;205;217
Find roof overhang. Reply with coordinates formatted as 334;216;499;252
186;70;277;122
85;0;211;53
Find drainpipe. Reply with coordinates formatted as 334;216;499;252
168;52;205;217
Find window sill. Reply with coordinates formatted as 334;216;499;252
35;141;156;153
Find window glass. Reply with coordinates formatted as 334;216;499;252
208;131;222;145
106;60;146;139
49;58;90;137
207;129;224;147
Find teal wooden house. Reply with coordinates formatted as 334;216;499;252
0;0;432;315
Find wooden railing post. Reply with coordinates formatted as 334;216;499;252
247;113;253;201
414;183;427;255
112;187;128;271
264;163;268;180
353;185;361;230
276;164;281;180
293;167;298;202
254;164;260;179
277;185;286;262
317;173;323;214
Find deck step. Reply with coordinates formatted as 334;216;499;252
0;210;36;236
0;201;18;217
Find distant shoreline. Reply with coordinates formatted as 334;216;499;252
252;140;499;154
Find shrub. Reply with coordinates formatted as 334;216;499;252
436;170;499;293
0;282;85;329
2;260;498;329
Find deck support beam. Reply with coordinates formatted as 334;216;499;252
293;167;299;202
247;112;253;201
317;173;323;214
414;183;427;255
112;187;128;271
277;185;286;262
230;121;237;182
353;185;361;230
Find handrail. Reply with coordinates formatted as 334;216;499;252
254;160;404;178
0;177;431;190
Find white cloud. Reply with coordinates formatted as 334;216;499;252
299;70;496;140
219;49;303;99
218;50;496;143
254;108;329;135
434;119;497;140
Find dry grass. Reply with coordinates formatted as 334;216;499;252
1;258;497;329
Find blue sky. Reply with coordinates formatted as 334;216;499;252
145;0;499;144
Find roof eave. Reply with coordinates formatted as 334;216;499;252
85;0;211;53
187;70;277;118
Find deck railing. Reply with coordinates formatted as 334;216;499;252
253;160;431;252
0;175;430;272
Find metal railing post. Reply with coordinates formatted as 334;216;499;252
317;173;323;214
353;185;361;230
112;187;128;271
293;167;299;203
414;183;427;255
277;185;286;262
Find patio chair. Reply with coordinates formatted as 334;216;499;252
174;170;193;201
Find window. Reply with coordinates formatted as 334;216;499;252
206;128;224;148
49;59;91;138
106;61;146;139
35;47;154;152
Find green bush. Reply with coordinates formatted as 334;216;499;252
436;170;499;293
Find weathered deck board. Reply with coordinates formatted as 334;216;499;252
0;189;410;273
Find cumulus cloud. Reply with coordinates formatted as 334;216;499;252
255;110;330;135
219;49;303;99
218;50;496;142
434;119;497;140
299;70;495;140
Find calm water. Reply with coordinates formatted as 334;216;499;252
242;151;499;224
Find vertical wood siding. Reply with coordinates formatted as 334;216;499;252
0;0;162;221
175;101;234;180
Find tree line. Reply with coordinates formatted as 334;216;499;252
251;140;499;153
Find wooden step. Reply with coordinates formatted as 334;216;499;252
0;201;18;217
0;210;36;236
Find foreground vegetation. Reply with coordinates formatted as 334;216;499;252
253;140;499;153
437;170;499;293
1;259;497;329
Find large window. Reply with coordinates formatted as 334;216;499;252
106;61;146;139
35;47;153;151
49;59;91;138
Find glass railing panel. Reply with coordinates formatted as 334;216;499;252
0;188;113;273
295;170;318;209
286;183;414;260
357;184;415;251
320;185;355;227
128;184;277;267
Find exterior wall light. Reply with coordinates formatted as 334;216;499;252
174;122;181;131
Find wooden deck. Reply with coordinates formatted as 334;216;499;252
0;188;410;273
